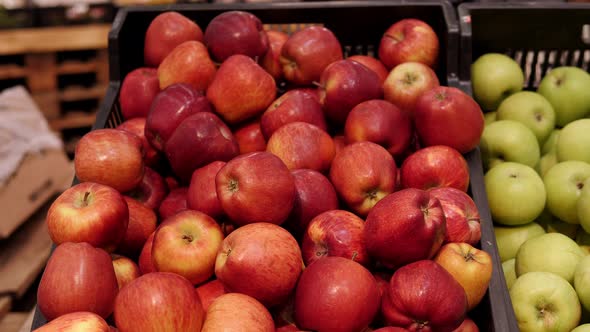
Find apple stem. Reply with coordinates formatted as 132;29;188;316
578;182;584;190
182;234;194;243
82;191;91;207
311;81;323;89
351;252;358;261
464;252;476;262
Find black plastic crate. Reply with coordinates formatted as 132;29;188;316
457;2;590;94
31;2;516;331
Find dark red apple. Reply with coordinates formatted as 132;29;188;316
164;112;239;182
46;182;129;252
157;41;216;91
114;272;205;332
284;169;339;239
414;86;484;154
234;120;267;154
347;55;389;85
144;11;203;67
145;83;212;152
294;257;380;332
429;187;481;245
329;141;397;216
302;210;370;267
126;166;168;211
280;26;343;85
381;260;467;332
261;30;289;80
364;188;446;268
75;129;144;193
319;59;383;125
116;196;157;258
203;11;269;62
400;145;470;192
195;279;228;311
158;187;188;220
207;54;277;125
344;99;412;158
138;231;156;275
37;242;119;320
378;18;440;69
383;61;440;116
216;152;296;226
120;68;160;120
117;118;161;168
187;161;226;219
260;89;326;140
215;222;303;307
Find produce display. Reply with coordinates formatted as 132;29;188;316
34;9;495;332
472;52;590;332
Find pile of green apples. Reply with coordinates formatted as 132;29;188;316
471;53;590;332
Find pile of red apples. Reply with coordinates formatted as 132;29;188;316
35;10;490;332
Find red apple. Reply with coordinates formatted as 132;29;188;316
157;41;216;91
158;187;188;220
429;187;481;245
165;176;179;191
116;196;157;258
37;242;119;320
203;11;269;62
144;11;203;67
114;272;205;332
33;311;109;332
234;119;267;154
46;182;128;252
112;255;141;290
215;222;303;307
201;293;274;332
434;243;492;311
152;210;224;285
383;61;440;115
344;99;412;158
261;30;289;80
120;68;160;120
126;166;168;211
302;210;370;267
400;145;470;192
378;18;440;69
266;122;335;172
284;169;339;239
195;279;227;311
294;257;380;332
187;161;226;219
75;129;144;193
164;112;239;182
348;55;389;84
329;141;397;216
381;260;467;331
117;118;161;168
319;59;383;125
207;54;277;124
364;188;446;268
216;152;296;226
414;86;484;154
280;26;343;85
453;318;479;332
145;83;212;152
260;89;327;140
138;232;156;275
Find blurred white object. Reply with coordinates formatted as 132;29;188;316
0;0;27;9
0;86;63;186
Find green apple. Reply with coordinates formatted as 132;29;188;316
516;232;586;283
578;178;590;233
573;324;590;332
542;129;561;155
557;119;590;163
535;153;558;178
496;91;556;145
510;271;581;332
471;53;524;111
480;120;541;170
576;256;590;312
484;111;497;126
544;161;590;224
503;258;517;289
538;66;590;127
494;222;546;261
485;162;546;226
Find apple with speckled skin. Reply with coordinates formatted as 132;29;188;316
158;41;217;91
112;255;141;290
33;311;110;332
429;187;481;245
187;161;226;219
117;118;161;169
348;55;389;84
120;68;160;120
383;61;440;115
201;293;274;332
378;19;439;70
